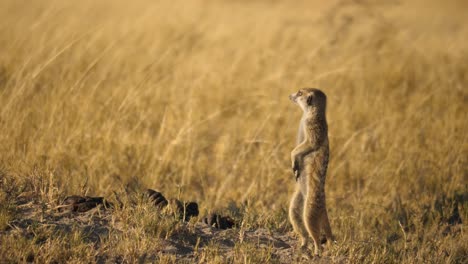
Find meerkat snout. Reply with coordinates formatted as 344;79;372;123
289;93;296;102
288;90;304;103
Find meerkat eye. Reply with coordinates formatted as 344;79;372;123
297;91;303;96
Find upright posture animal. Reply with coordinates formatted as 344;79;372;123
289;88;334;256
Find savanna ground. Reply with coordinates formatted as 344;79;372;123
0;0;467;263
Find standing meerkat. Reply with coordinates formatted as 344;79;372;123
288;88;334;256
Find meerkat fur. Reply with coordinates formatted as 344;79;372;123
288;88;334;256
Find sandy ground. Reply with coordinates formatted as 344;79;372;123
4;196;345;263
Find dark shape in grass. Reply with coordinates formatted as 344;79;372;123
202;213;236;229
147;189;199;221
433;191;465;226
184;201;199;221
60;195;112;212
147;189;168;208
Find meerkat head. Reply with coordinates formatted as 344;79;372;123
289;88;327;113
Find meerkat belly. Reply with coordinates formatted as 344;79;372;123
303;148;329;194
298;171;309;195
305;148;328;173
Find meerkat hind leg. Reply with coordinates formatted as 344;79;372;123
289;189;310;249
304;202;322;256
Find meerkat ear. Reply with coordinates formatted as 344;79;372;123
307;95;314;105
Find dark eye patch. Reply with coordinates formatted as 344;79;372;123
297;91;303;96
307;94;314;105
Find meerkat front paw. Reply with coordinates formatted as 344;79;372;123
291;155;301;180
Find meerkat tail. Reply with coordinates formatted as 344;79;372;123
321;208;334;243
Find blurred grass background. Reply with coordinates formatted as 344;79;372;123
0;0;467;262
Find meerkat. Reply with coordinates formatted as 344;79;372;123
288;88;334;256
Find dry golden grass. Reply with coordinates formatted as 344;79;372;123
0;0;467;263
